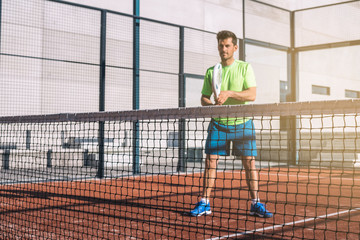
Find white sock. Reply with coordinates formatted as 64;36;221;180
252;199;260;205
201;198;209;204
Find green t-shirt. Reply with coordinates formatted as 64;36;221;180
201;60;256;125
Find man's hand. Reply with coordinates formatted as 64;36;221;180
215;91;232;105
202;87;256;106
215;87;257;105
201;94;214;106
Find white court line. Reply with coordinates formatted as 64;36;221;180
206;207;360;240
3;169;356;186
262;172;359;181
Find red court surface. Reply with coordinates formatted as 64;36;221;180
1;168;359;239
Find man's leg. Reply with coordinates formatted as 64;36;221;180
190;154;219;216
241;156;273;218
241;156;258;200
202;154;219;199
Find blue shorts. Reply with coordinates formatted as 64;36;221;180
205;119;257;157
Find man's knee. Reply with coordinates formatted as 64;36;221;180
206;155;219;166
241;156;256;169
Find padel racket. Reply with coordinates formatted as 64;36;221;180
212;63;222;99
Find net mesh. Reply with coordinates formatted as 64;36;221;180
1;100;360;239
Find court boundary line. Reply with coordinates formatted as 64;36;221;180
206;207;360;240
265;172;360;181
0;168;205;186
1;168;359;186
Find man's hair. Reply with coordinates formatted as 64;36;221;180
216;30;237;46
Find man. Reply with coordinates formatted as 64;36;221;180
190;30;273;218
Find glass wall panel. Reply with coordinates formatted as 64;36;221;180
299;45;360;101
295;2;360;47
245;45;288;104
245;0;290;47
185;76;204;107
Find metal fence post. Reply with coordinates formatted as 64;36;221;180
177;26;186;172
288;11;299;166
97;10;107;178
132;0;140;175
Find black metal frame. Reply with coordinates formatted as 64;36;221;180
132;0;140;175
97;10;107;178
1;0;359;175
177;26;186;172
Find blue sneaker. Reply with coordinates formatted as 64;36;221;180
250;202;273;218
190;201;211;217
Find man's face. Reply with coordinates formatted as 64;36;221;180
218;37;238;62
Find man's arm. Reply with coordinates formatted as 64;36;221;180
201;94;214;106
215;87;256;105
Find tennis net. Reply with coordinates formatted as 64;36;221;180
0;100;359;239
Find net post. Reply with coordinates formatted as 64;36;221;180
47;149;52;168
83;149;89;167
98;121;105;178
26;130;31;150
132;121;140;174
2;149;10;170
177;119;186;172
97;10;107;179
132;0;140;175
287;116;299;165
177;26;186;172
